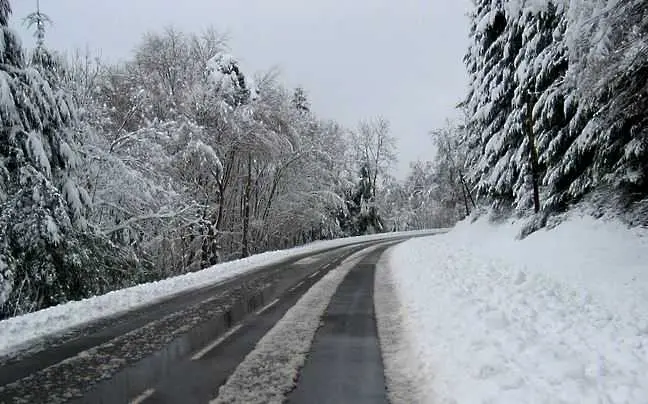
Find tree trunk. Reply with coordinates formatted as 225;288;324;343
459;173;476;210
527;98;541;213
201;222;219;267
216;181;225;231
459;174;470;216
241;154;252;258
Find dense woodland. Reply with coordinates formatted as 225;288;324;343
464;0;647;228
0;1;462;317
1;0;646;317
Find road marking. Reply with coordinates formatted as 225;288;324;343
289;281;305;292
296;256;319;265
255;298;280;315
308;271;320;279
130;388;155;404
191;324;244;360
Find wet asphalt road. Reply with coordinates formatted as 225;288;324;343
0;239;397;404
0;233;434;403
288;246;389;404
114;252;356;404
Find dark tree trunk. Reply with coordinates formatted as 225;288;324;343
527;98;541;213
460;174;470;216
459;173;476;211
241;154;252;258
216;181;225;231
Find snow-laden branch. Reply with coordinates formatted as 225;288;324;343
102;205;196;235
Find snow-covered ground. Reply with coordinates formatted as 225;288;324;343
379;214;648;403
0;230;436;358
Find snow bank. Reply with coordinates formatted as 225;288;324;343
0;230;436;358
375;252;430;404
381;214;648;403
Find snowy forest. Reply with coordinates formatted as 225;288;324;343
463;0;647;228
0;1;462;318
1;0;646;318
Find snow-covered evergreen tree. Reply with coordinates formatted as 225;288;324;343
507;2;570;212
23;0;50;49
338;164;384;236
464;0;522;207
465;0;648;219
554;0;648;209
0;1;112;317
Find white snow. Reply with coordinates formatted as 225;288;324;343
0;256;9;307
185;139;223;179
0;230;436;358
62;179;85;224
212;244;383;404
375;252;430;404
26;131;51;178
44;215;61;245
380;213;648;403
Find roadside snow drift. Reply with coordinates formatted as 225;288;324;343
380;214;648;403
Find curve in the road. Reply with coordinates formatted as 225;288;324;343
0;233;437;403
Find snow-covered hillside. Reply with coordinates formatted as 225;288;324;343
378;214;648;403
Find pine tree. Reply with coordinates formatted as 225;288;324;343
464;0;523;208
510;2;570;212
465;1;573;214
464;0;648;223
338;164;385;236
553;0;648;209
23;0;50;49
0;1;120;317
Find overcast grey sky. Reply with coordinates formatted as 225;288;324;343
10;0;470;178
